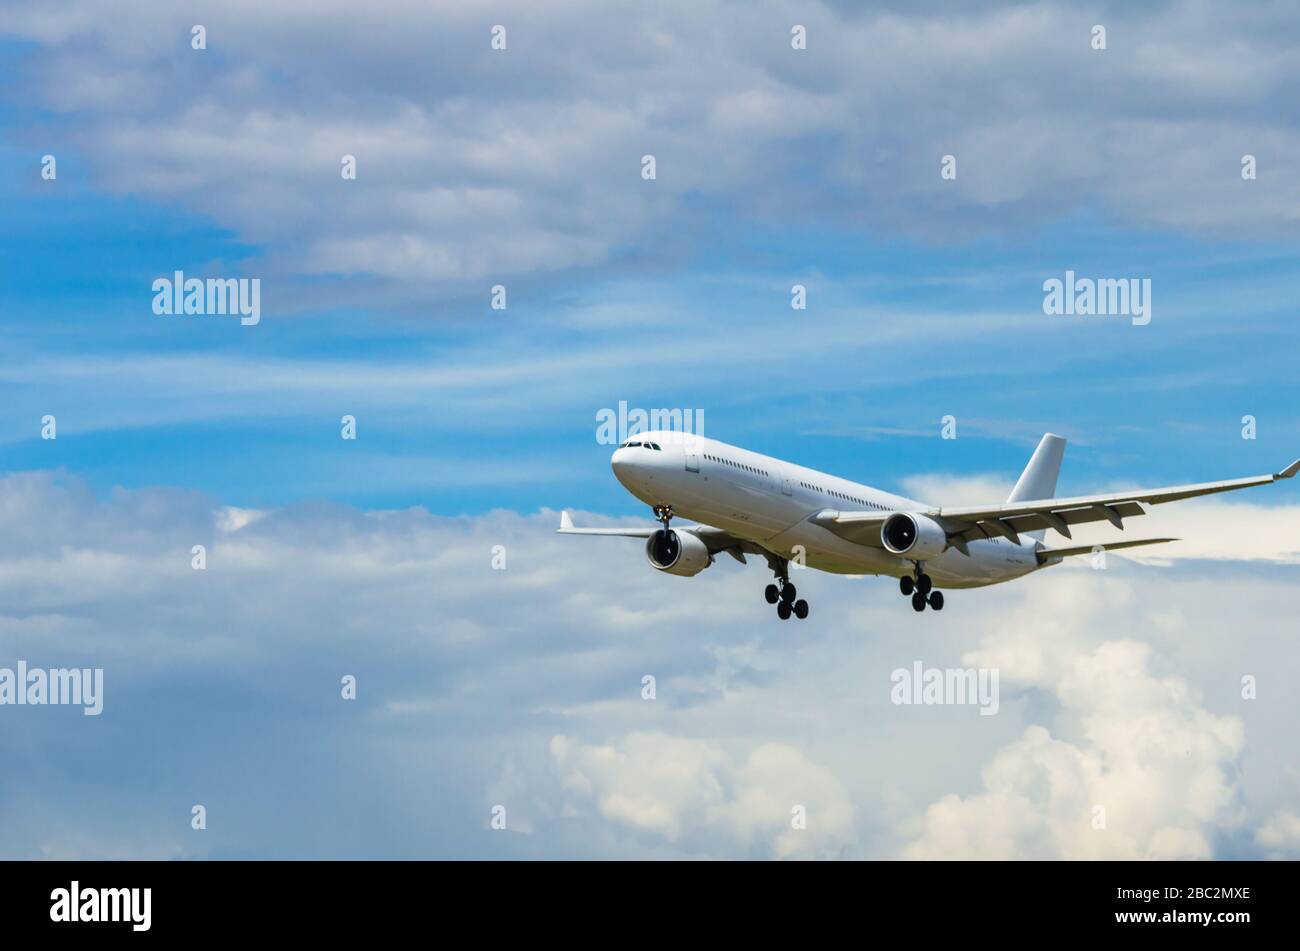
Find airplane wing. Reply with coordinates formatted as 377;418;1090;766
556;511;759;563
811;457;1298;551
1036;537;1177;564
934;458;1299;545
556;509;658;537
808;510;891;548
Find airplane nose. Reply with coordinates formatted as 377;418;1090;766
611;446;646;489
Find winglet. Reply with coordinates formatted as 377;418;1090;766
1276;459;1300;480
559;510;574;531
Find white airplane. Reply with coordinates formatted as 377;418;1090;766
560;430;1299;616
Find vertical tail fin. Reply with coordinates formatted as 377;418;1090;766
1008;433;1066;540
1008;433;1066;502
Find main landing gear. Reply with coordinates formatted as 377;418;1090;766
899;563;944;612
763;557;809;621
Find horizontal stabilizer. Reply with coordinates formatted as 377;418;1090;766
1037;537;1177;564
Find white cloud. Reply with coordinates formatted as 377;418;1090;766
548;732;856;857
1255;810;1300;857
900;572;1252;859
0;471;1295;859
902;474;1013;507
7;0;1300;297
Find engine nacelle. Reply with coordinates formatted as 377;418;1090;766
645;529;712;576
881;512;948;560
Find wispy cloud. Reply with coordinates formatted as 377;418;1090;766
8;0;1300;296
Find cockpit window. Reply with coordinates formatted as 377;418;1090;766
628;441;642;448
648;442;661;450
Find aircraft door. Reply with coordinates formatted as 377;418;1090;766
685;437;699;472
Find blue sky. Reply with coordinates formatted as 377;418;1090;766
2;1;1300;860
3;6;1300;517
5;122;1299;514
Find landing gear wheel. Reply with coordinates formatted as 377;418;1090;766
780;583;797;604
899;576;914;596
764;584;780;604
911;592;927;612
916;573;933;596
777;601;792;620
793;599;809;620
928;590;944;611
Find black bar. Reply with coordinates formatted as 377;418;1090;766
0;859;1288;938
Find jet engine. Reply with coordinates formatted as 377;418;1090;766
645;529;712;576
881;512;948;560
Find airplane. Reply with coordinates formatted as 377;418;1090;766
559;430;1299;615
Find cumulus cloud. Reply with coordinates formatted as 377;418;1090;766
0;470;1296;859
548;732;856;857
903;623;1245;859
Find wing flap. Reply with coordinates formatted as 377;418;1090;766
938;461;1294;540
947;500;1147;542
942;467;1292;525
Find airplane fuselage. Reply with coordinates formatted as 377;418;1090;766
610;430;1040;589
